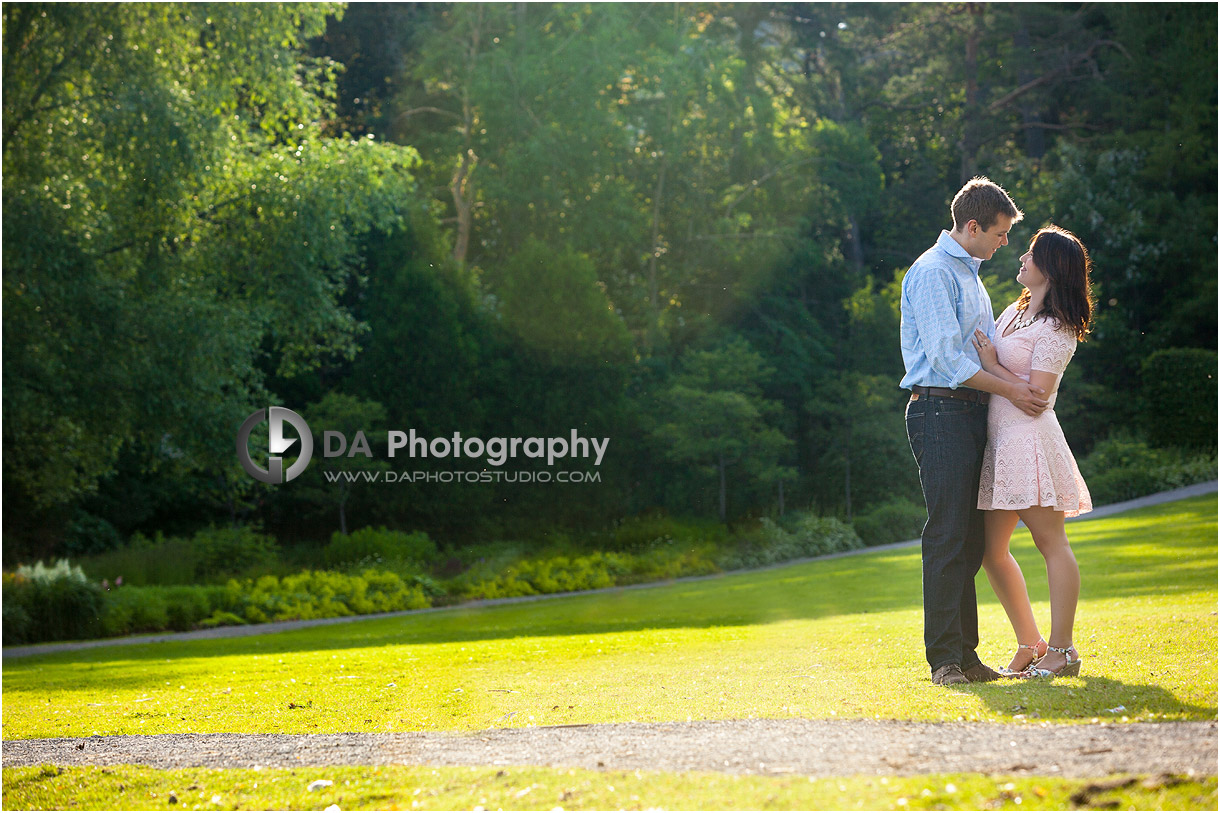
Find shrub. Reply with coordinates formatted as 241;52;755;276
162;586;216;631
100;587;168;636
1140;348;1218;450
3;560;104;643
788;515;863;557
1078;433;1216;505
2;579;33;643
62;511;123;557
453;550;651;600
629;543;720;582
199;610;247;629
720;514;863;570
229;569;430;623
323;527;438;569
83;526;278;587
192;525;280;580
97;583;233;637
602;513;729;553
448;541;528;586
853;499;927;546
79;532;199;587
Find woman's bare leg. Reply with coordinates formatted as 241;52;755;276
981;509;1044;671
1018;505;1080;672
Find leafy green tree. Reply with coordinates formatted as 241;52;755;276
651;338;794;522
292;393;390;535
2;4;423;536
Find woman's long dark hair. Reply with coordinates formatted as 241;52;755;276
1016;225;1094;340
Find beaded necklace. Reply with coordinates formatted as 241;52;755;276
1011;303;1042;331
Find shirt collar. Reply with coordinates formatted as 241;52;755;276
937;230;982;274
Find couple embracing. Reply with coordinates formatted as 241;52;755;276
900;177;1094;686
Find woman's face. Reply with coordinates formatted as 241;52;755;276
1017;246;1048;290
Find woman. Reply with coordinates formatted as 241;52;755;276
970;225;1094;678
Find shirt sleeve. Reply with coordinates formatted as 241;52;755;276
1031;325;1078;375
905;264;982;387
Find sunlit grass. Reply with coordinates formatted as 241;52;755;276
2;496;1214;740
2;764;1214;811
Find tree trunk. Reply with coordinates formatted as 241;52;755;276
777;477;785;516
959;3;984;183
843;424;853;523
1013;21;1046;158
451;10;482;265
848;215;865;273
339;499;348;536
718;450;727;523
647;158;666;348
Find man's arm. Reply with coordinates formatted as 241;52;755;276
969;328;1049;416
905;265;987;386
961;369;1048;416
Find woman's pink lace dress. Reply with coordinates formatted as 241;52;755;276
978;303;1093;517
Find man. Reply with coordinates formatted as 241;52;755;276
900;177;1049;687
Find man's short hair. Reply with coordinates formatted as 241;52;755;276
951;177;1024;232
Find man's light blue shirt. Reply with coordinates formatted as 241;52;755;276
899;230;996;390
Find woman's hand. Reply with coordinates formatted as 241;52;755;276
973;329;999;370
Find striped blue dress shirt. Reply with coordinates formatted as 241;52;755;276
899;230;996;390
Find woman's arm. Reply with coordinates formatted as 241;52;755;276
1028;369;1059;397
971;329;1025;385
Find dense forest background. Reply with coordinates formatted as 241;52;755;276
4;2;1216;563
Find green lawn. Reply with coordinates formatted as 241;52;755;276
2;495;1215;810
2;764;1214;811
3;495;1214;739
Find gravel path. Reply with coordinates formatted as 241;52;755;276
4;481;1214;661
3;720;1216;778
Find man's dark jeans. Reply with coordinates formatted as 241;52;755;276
905;395;988;673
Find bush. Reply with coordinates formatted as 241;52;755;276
162;586;217;631
1078;433;1216;505
79;532;199;587
199;610;247;629
81;525;276;587
3;560;104;644
229;569;430;623
62;511;123;556
628;543;720;582
853;499;927;546
97;583;234;637
788;515;864;556
720;513;863;570
323;527;438;569
601;513;729;553
100;588;167;636
2;583;33;643
1140;348;1218;450
448;541;528;585
192;525;280;580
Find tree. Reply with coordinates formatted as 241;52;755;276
651;338;794;522
2;4;423;535
292;393;390;535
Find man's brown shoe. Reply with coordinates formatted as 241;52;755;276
931;664;968;686
963;663;1003;683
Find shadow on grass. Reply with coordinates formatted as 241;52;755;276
956;673;1218;721
3;496;1215;676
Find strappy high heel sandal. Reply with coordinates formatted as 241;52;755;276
999;637;1046;677
1027;643;1082;678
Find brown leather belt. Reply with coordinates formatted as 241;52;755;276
909;385;990;405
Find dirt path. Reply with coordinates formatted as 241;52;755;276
3;720;1215;779
4;481;1214;661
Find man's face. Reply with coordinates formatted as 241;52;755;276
966;214;1013;261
